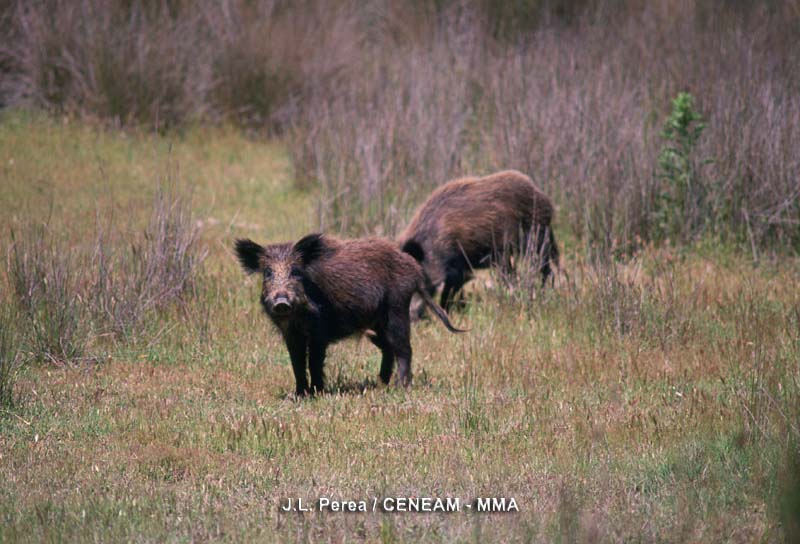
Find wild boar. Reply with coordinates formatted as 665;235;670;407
235;233;463;395
398;170;559;312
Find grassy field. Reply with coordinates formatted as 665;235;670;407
1;111;799;542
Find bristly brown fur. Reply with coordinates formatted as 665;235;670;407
398;170;559;311
234;234;463;396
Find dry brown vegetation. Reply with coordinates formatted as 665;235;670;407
2;0;797;249
285;0;800;251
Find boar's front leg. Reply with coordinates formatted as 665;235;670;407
309;340;328;394
285;331;309;396
440;259;467;312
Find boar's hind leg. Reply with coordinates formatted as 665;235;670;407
309;341;328;394
385;310;413;387
368;333;395;385
286;333;310;396
535;226;553;288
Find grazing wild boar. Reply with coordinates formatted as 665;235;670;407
234;234;463;395
398;170;559;312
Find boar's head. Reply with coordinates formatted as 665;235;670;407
234;234;328;321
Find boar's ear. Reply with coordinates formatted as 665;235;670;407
234;238;264;274
293;233;327;266
401;239;425;263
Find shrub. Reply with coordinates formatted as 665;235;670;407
7;224;89;364
0;0;200;126
287;39;477;235
652;92;711;243
92;183;207;338
4;183;206;363
0;0;360;129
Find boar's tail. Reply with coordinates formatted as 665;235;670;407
416;284;468;334
401;239;425;263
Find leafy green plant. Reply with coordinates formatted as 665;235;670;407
652;92;712;243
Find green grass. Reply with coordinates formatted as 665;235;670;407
1;110;798;542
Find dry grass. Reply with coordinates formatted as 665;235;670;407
7;223;89;364
0;0;360;128
2;1;798;248
285;1;800;250
0;304;22;408
91;183;206;337
5;183;205;362
1;115;798;541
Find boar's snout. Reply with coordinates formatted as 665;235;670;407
262;290;294;317
272;293;292;316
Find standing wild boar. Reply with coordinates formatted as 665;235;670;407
234;233;463;395
398;170;559;312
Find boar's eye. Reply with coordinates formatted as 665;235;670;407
263;268;273;279
290;266;304;278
